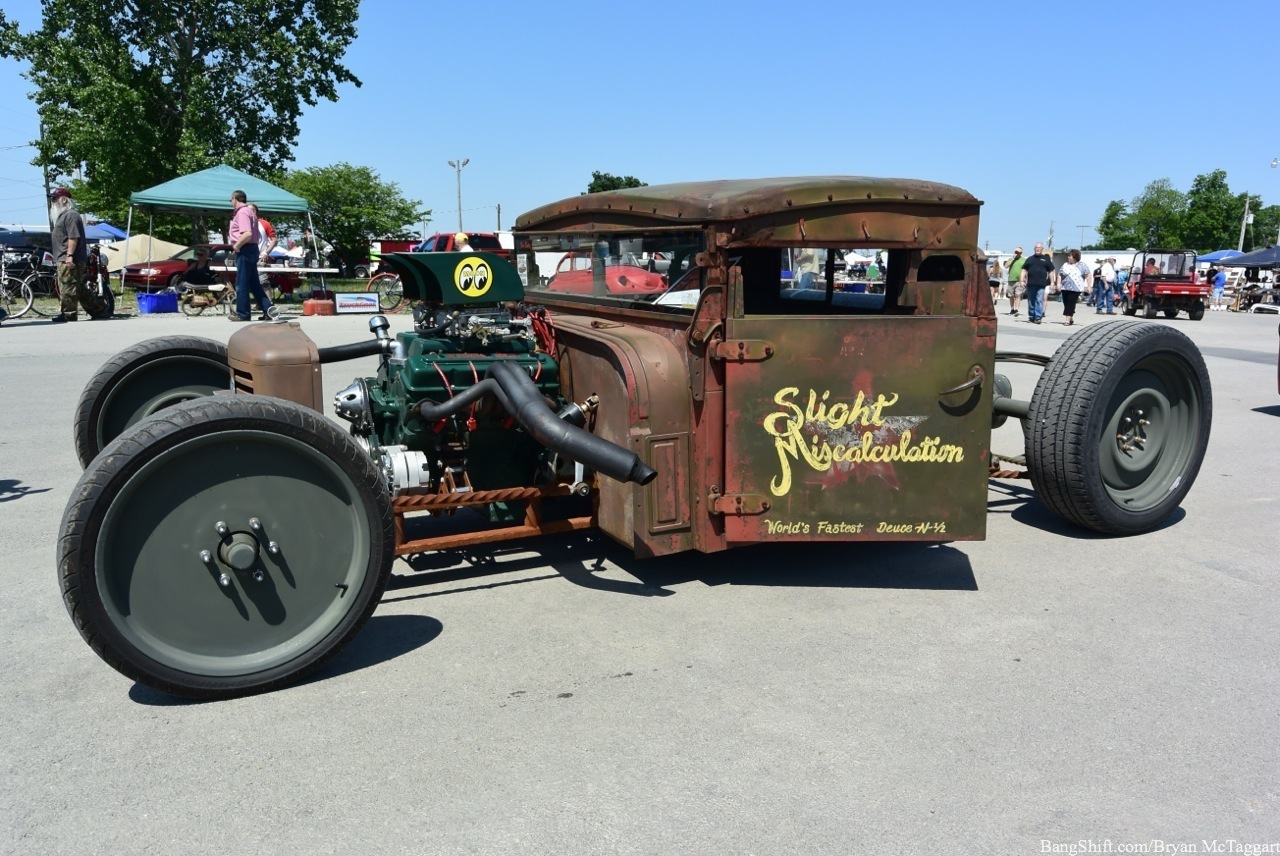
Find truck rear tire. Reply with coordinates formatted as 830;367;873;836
1024;320;1211;535
1188;301;1205;321
59;395;395;699
1143;300;1158;319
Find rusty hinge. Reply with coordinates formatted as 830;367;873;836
708;492;771;516
710;339;774;362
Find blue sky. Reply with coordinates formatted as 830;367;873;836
2;0;1277;252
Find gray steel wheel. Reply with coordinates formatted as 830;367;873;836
73;336;229;468
59;395;395;699
1024;320;1211;535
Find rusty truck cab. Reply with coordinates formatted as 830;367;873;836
514;177;995;558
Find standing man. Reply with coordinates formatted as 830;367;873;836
1020;242;1056;325
1210;265;1227;311
229;190;273;322
1097;256;1117;314
1006;247;1026;316
48;187;108;323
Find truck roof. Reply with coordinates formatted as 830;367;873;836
515;176;981;231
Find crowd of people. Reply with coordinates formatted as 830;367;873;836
987;246;1235;324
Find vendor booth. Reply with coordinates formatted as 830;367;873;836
1214;245;1279;312
122;165;332;292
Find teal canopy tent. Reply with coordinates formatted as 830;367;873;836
121;165;315;275
129;165;307;216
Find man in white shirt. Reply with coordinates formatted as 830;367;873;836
1097;256;1117;314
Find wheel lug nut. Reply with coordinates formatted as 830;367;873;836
252;570;265;583
249;517;262;531
218;573;232;588
215;521;229;537
268;541;280;555
199;549;212;563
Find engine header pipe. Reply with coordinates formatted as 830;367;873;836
410;362;657;486
487;361;657;486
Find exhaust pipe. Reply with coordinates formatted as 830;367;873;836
411;360;657;486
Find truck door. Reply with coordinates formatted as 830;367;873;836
719;251;994;543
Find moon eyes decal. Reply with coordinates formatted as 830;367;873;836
454;256;492;298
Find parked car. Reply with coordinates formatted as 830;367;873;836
122;243;303;293
545;251;668;295
416;231;507;255
121;244;233;292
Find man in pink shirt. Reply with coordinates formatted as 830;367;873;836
228;189;273;321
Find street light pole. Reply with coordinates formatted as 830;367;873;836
1272;158;1278;246
448;158;469;232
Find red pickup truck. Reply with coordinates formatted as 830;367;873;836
416;232;508;256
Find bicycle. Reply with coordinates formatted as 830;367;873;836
25;263;116;318
23;267;60;316
0;275;34;318
178;281;234;315
366;272;405;313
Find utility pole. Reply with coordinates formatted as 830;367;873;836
1076;224;1089;249
1272;159;1279;246
496;203;501;232
1237;193;1251;252
39;121;53;232
448;158;469;232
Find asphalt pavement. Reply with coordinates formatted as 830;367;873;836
1;300;1277;854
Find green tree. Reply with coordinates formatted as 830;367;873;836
1180;170;1236;252
587;171;647;194
1250;204;1280;251
279;163;426;266
0;0;361;239
1129;179;1186;247
1096;199;1140;248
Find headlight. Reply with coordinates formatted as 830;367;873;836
139;268;160;275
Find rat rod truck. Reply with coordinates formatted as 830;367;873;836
59;177;1213;698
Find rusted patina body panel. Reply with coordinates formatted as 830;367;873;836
514;176;993;555
551;315;695;557
720;315;993;542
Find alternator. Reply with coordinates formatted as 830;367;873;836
377;444;432;492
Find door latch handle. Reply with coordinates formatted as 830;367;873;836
939;366;985;396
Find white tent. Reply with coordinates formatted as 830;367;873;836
101;234;187;272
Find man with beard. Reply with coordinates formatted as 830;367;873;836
48;187;109;323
